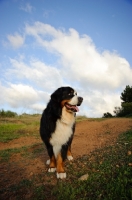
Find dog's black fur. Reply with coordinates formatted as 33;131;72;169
40;86;83;179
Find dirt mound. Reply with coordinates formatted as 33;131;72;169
72;118;132;157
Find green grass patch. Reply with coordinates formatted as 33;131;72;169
52;129;132;200
0;143;45;161
76;116;107;122
0;124;27;142
0;146;26;161
1;179;34;200
0;117;132;200
76;116;88;122
0;115;40;142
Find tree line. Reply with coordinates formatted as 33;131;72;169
0;109;17;118
103;85;132;118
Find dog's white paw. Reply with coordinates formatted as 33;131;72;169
56;172;67;179
48;168;56;172
46;159;50;165
67;155;73;161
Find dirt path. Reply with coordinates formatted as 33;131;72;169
72;118;132;157
0;137;40;150
0;118;132;200
0;118;132;154
0;118;132;157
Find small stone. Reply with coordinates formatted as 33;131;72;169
127;151;131;155
128;163;132;166
78;174;89;181
30;172;33;176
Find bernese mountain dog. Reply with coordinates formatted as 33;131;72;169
40;86;83;179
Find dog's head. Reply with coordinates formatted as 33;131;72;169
51;86;83;112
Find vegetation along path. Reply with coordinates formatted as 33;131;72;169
0;116;132;199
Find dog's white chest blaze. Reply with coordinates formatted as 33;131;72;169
50;107;75;158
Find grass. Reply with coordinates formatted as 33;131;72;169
1;129;131;199
0;147;22;161
0;143;44;161
76;115;106;122
52;129;132;200
0;116;132;200
0;115;40;142
0;124;26;142
0;115;105;142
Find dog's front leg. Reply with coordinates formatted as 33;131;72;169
56;153;66;179
48;155;56;172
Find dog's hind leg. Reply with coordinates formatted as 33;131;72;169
67;134;74;161
46;159;50;165
46;144;56;172
48;155;56;172
67;145;73;161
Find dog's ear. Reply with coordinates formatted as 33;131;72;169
51;87;63;103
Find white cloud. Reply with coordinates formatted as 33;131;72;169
25;24;132;93
5;84;39;107
6;58;63;91
20;3;33;13
1;22;132;117
25;22;132;90
0;81;50;114
7;33;25;48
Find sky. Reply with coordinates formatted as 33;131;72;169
0;0;132;117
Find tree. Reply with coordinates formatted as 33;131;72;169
0;109;17;117
103;112;113;118
114;85;132;117
103;85;132;118
113;107;123;117
120;85;132;103
121;102;132;117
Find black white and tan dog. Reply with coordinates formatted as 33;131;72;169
40;86;83;179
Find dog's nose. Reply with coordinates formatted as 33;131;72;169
77;97;83;106
78;97;83;102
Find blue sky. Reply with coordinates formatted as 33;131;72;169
0;0;132;117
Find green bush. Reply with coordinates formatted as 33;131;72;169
102;112;113;118
0;109;17;118
121;102;132;116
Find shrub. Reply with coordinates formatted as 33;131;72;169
0;109;17;118
103;112;113;118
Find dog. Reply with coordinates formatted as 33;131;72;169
40;86;83;179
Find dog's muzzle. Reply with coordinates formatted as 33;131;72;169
77;97;83;106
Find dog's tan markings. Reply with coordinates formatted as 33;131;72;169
67;145;73;161
61;99;70;107
56;153;65;173
49;155;56;168
67;145;72;156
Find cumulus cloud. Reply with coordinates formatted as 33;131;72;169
7;33;25;48
25;22;132;90
1;83;47;113
6;58;63;91
1;22;132;116
5;84;39;107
